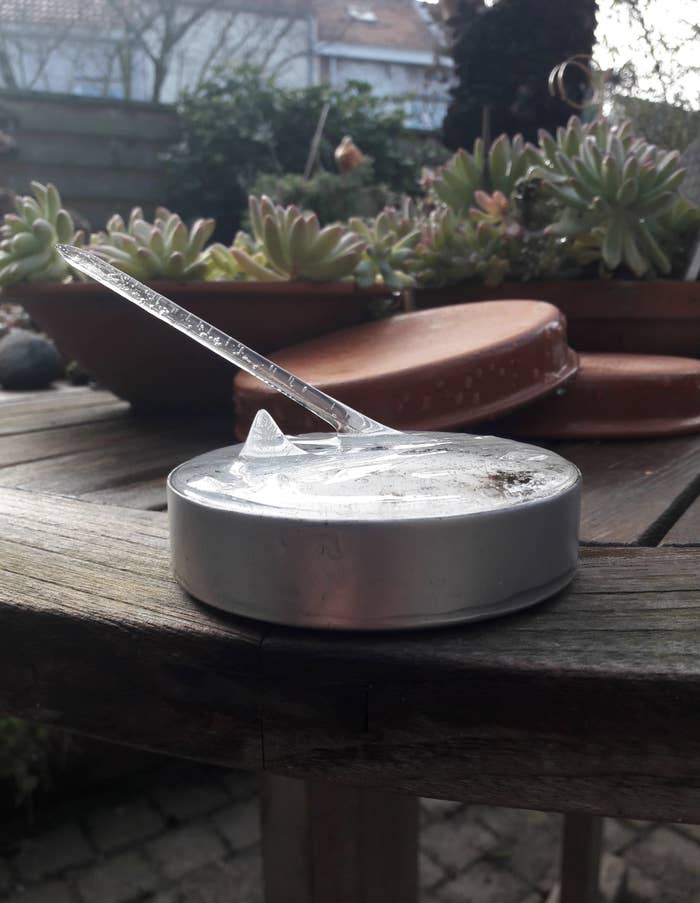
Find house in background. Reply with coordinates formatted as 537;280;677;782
0;0;449;127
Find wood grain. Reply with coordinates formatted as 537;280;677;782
662;494;700;546
0;387;127;436
554;436;700;545
261;775;418;903
1;488;700;820
0;415;232;496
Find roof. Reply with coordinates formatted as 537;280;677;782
0;0;438;54
313;0;438;53
0;0;309;26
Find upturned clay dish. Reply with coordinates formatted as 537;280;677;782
486;353;700;439
234;301;578;438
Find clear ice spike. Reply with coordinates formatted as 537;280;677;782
239;410;307;460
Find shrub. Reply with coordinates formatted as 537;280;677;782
163;66;444;238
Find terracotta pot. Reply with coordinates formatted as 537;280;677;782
7;281;391;410
234;301;578;439
484;353;700;440
411;280;700;357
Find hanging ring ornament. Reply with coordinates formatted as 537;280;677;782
548;55;604;111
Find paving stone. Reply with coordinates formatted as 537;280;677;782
625;863;661;901
146;822;226;881
211;799;260;852
420;852;445;891
75;850;158;903
421;799;463;823
4;880;77;903
0;861;13;895
14;823;93;882
672;822;700;843
422;810;499;876
152;776;229;823
435;860;533;903
150;853;262;903
472;809;560;890
624;826;700;885
218;771;258;801
83;798;165;852
604;817;638;854
599;852;626;901
474;807;561;843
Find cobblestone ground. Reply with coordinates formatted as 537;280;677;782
0;760;698;903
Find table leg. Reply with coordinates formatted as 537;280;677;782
546;813;603;903
260;774;418;903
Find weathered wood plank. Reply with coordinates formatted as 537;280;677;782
260;775;418;903
662;494;700;546
0;487;264;765
0;387;127;435
4;160;162;200
0;415;232;495
79;476;171;510
555;436;700;545
0;90;177;139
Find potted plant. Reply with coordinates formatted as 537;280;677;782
0;187;393;409
402;119;700;355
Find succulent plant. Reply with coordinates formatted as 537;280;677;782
0;182;84;287
413;207;510;288
204;231;260;281
90;207;214;280
349;200;422;289
230;196;366;282
531;117;691;277
428;134;538;216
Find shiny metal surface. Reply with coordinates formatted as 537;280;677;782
167;435;581;631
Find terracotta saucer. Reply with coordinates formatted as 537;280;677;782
233;301;578;438
485;353;700;439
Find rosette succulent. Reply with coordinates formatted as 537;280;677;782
230;196;366;282
350;200;422;289
532;116;693;277
428;134;538;215
90;207;214;280
0;182;84;287
413;207;510;288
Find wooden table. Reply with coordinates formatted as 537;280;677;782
1;386;699;903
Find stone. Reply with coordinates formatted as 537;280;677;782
152;774;229;822
0;860;13;895
75;851;158;903
603;817;638;854
211;799;260;852
83;797;165;852
146;822;226;880
150;853;262;903
4;880;76;903
435;860;532;903
422;810;499;875
0;328;62;390
14;822;93;881
219;770;257;801
421;798;464;823
624;826;700;886
420;852;445;891
599;852;626;901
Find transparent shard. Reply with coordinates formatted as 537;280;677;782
239;409;307;460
